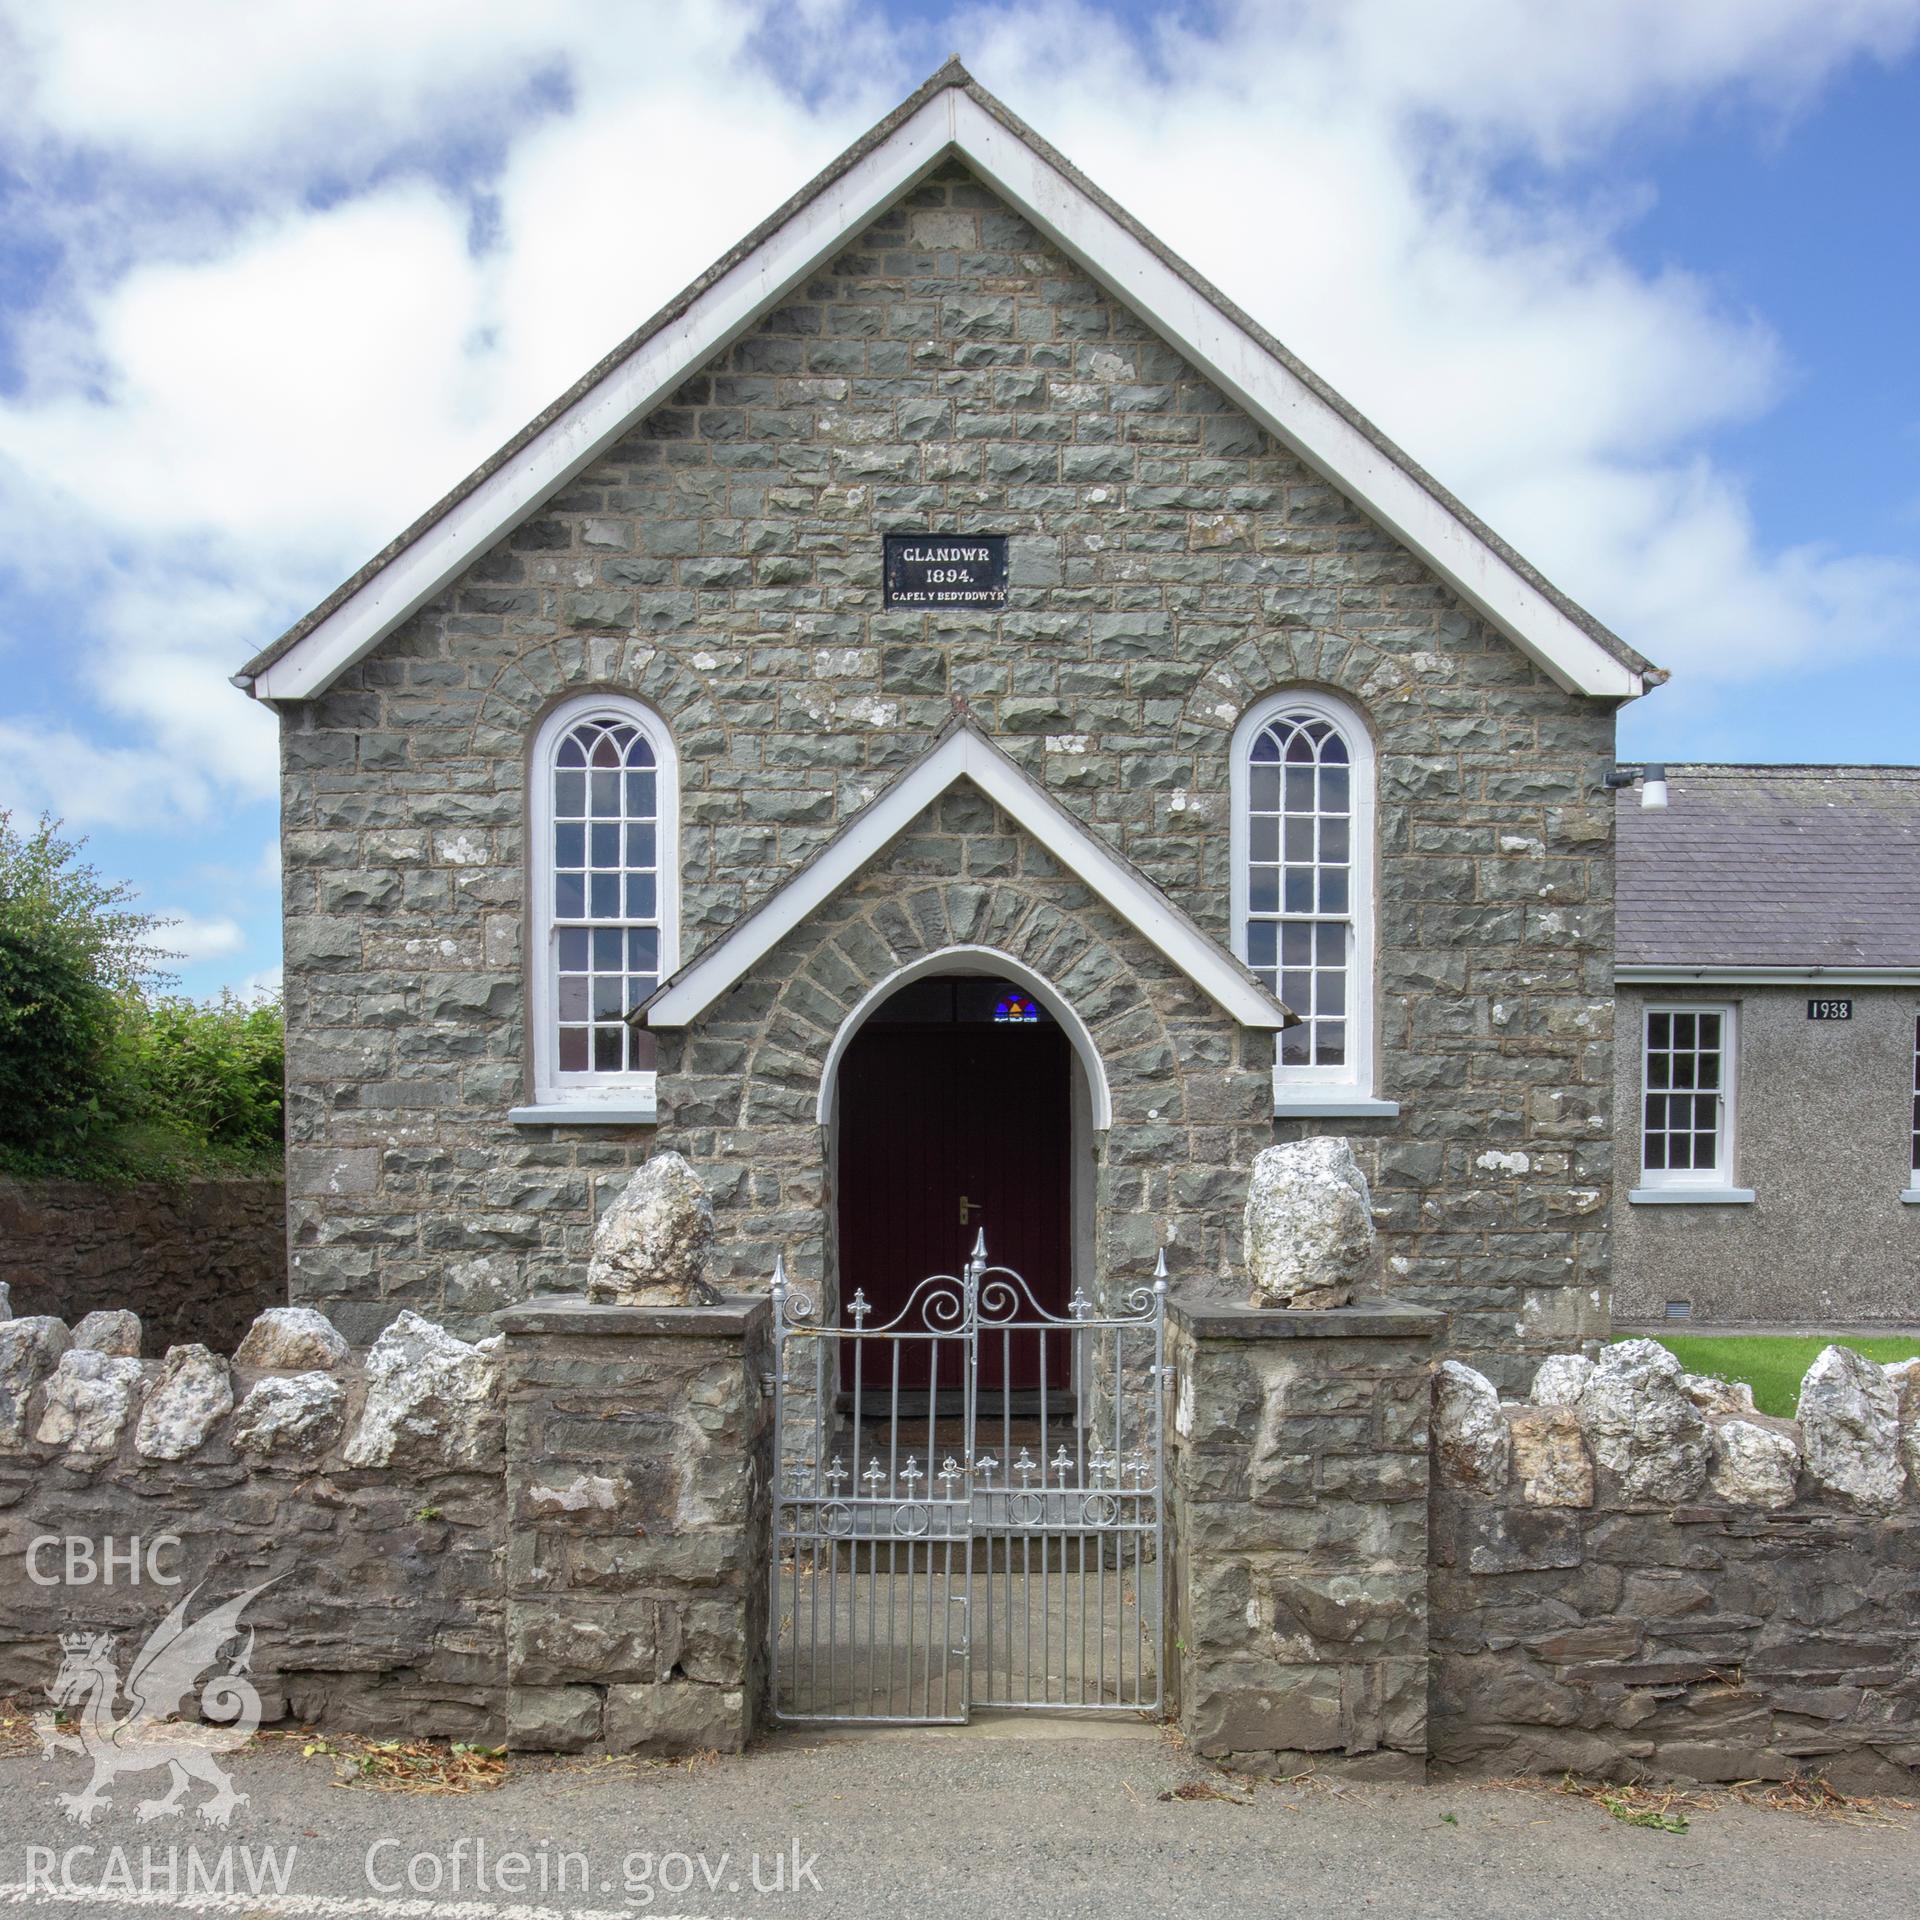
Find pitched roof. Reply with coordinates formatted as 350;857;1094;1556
1616;765;1920;973
236;60;1658;704
637;717;1292;1034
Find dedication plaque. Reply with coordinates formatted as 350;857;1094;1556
882;533;1009;608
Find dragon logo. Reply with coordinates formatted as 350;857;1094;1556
34;1582;275;1827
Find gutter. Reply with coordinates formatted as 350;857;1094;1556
1615;965;1920;987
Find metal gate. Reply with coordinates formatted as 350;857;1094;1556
770;1233;1166;1724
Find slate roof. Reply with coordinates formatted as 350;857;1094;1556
1616;765;1920;970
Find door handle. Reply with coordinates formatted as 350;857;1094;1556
959;1195;980;1226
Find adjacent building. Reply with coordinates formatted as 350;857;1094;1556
1613;764;1920;1326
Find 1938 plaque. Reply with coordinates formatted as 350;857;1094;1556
883;533;1008;608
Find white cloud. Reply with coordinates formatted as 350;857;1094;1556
0;719;237;830
140;912;247;963
0;0;1917;840
230;964;284;1004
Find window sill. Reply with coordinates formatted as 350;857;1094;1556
1627;1187;1755;1206
509;1099;657;1127
1901;1189;1920;1206
1272;1092;1401;1119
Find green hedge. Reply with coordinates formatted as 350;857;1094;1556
0;922;124;1159
121;994;286;1164
0;812;283;1184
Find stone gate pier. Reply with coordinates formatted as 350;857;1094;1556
1168;1299;1442;1775
497;1294;770;1754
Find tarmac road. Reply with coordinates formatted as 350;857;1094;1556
0;1718;1913;1919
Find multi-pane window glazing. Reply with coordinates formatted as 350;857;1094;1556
1643;1009;1725;1177
551;716;660;1075
1245;711;1352;1067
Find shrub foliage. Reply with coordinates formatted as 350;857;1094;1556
122;995;286;1161
0;812;283;1181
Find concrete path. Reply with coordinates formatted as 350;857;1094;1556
1;1722;1914;1919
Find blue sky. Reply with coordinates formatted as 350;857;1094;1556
0;0;1916;999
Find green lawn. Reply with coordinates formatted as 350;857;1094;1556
1634;1334;1920;1418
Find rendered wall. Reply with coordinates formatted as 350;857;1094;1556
1612;985;1920;1326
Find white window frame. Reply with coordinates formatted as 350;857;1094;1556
1636;1001;1739;1194
1905;1012;1920;1203
1230;688;1382;1112
522;691;679;1116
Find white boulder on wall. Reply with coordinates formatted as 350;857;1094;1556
1797;1345;1906;1514
1242;1137;1376;1309
586;1152;722;1308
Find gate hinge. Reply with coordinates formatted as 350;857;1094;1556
1151;1363;1176;1387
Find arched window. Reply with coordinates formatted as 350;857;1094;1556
527;694;678;1109
1231;690;1378;1105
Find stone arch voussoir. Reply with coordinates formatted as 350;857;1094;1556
1175;625;1446;776
737;878;1193;1140
467;633;723;756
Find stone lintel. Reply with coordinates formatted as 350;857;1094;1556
1170;1296;1446;1342
496;1293;770;1341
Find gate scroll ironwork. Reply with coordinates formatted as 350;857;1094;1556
770;1233;1167;1724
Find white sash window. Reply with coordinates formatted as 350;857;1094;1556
1231;690;1378;1109
527;694;678;1109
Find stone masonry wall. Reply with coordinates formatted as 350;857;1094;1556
278;159;1618;1375
0;1177;287;1355
0;1301;503;1739
654;787;1272;1303
1170;1301;1441;1777
0;1287;767;1756
499;1297;770;1755
1429;1341;1920;1787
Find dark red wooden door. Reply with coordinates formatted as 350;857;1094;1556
837;1019;1071;1393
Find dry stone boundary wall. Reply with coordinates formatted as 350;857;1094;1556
2;1269;1916;1785
1428;1339;1920;1787
0;1283;765;1756
0;1298;506;1739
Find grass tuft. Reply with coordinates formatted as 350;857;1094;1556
1630;1335;1920;1418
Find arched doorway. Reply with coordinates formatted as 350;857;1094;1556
777;952;1164;1727
830;966;1092;1405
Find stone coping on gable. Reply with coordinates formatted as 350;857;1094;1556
495;1293;770;1340
1169;1295;1447;1342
